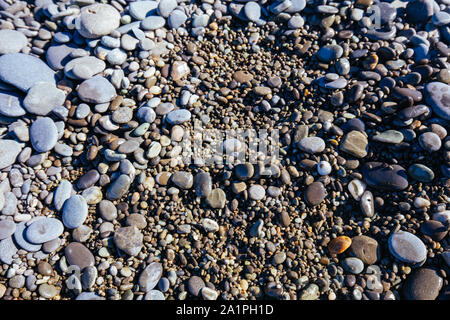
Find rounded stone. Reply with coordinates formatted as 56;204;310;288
402;268;443;300
62;195;88;229
234;163;254;180
425;82;450;121
166;109;191;125
388;231;427;264
0;140;22;170
328;236;352;255
362;162;409;191
194;172;212;198
78;76;116;104
340;131;368;158
168;10;188;29
171;171;193;189
408;164;435;183
0;220;16;240
30;117;58;153
13;222;42;252
418;132;441;152
248;184;265;201
106;174;131;201
141;16;166;30
157;0;178;18
76;4;121;39
421;220;448;241
187;276;205;297
0;90;26;117
54;180;73;212
98;200;117;221
0;30;27;54
349;235;380;265
206;188;226;209
305;182;326;206
297;137;325;154
139;262;163;292
342;257;364;274
65;242;95;270
26;218;64;244
129;1;158;20
244;2;261;22
39;284;59;299
113;226;143;256
64;56;106;80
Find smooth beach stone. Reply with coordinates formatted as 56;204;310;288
317;45;343;63
340;131;368;158
0;220;16;240
145;290;165;300
137;107;156;123
234;163;254;180
0;90;26;117
46;44;78;70
1;192;17;216
194;172;212;198
424;82;449;120
113;226;143;256
171;171;193;189
157;0;178;18
76;4;121;39
285;0;306;13
141;16;166;30
433;211;450;225
62;195;88;229
375;2;397;25
23;82;65;115
0;53;56;92
77;170;100;189
433;11;450;26
65;242;95;270
0;30;27;54
248;184;266;201
76;292;105;300
388;231;427;264
362;162;409;191
408;164;435;182
0;139;22;170
77;76;116;104
206;188;227;209
112;107;133;124
170;61;190;81
403;268;443;300
106;174;131;200
139;262;163;292
0;237;17;265
54;180;73;211
166;109;191;125
418;132;441;152
187;276;205;297
421;220;448;241
168;10;188;28
26;218;64;244
30;117;58;152
64;56;106;80
342;257;364;274
98;200;117;221
406;0;434;24
372;130;404;144
244;2;261;22
13;222;41;252
297;136;325;153
129;1;158;20
39;284;59;299
349;235;380;265
305;182;326;206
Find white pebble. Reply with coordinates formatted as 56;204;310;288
317;161;332;175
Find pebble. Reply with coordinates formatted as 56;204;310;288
424;82;450;120
403;268;443;300
26;218;64;244
418;132;442;152
139;262;163;292
171;171;193;189
342;257;364;274
13;222;42;252
187;276;205;297
388;231;427;264
0;237;18;265
0;30;27;54
30;117;58;153
158;0;178;18
168;10;188;29
129;1;158;20
305;182;326;206
349;236;379;265
340;131;368;158
166;109;191;125
62;195;88;229
0;220;16;240
98;200;118;221
194;172;212;198
328;236;352;255
0;140;22;170
408;164;435;183
0;90;26;117
39;284;59;299
65;242;95;270
106;174;131;201
297;137;325;154
206;188;226;209
77;76;117;104
0;53;55;92
54;180;73;212
77;4;121;39
113;226;143;256
362;162;409;191
141;16;166;31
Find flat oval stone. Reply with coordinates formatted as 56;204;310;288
0;237;18;264
362;162;409;191
157;0;177;18
145;290;165;300
77;170;100;190
403;268;443;300
187;276;205;297
408;164;434;183
23;82;65;115
129;1;158;20
418;132;442;152
0;220;16;240
206;188;226;209
297;137;325;154
194;172;212;198
421;220;448;241
64;56;106;80
54;180;73;212
244;2;261;22
317;45;343;63
328;236;352;255
77;76;116;104
349;235;380;265
388;231;427;264
139;262;163;292
113;226;143;256
340;131;368;158
305;182;326;206
77;4;121;39
65;242;95;270
107;174;131;201
46;44;78;70
13;222;41;252
0;53;56;92
30;117;58;152
62;195;88;229
26;218;64;244
76;292;105;300
248;184;265;201
166;109;191;125
342;257;364;274
0;30;27;54
372;130;404;144
0;90;26;117
171;171;193;189
141;16;166;30
0;140;22;170
425;82;450;120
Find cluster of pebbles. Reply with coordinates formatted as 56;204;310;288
0;0;449;301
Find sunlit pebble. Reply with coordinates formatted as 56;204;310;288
317;161;332;175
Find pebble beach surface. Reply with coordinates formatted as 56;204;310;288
0;0;449;301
